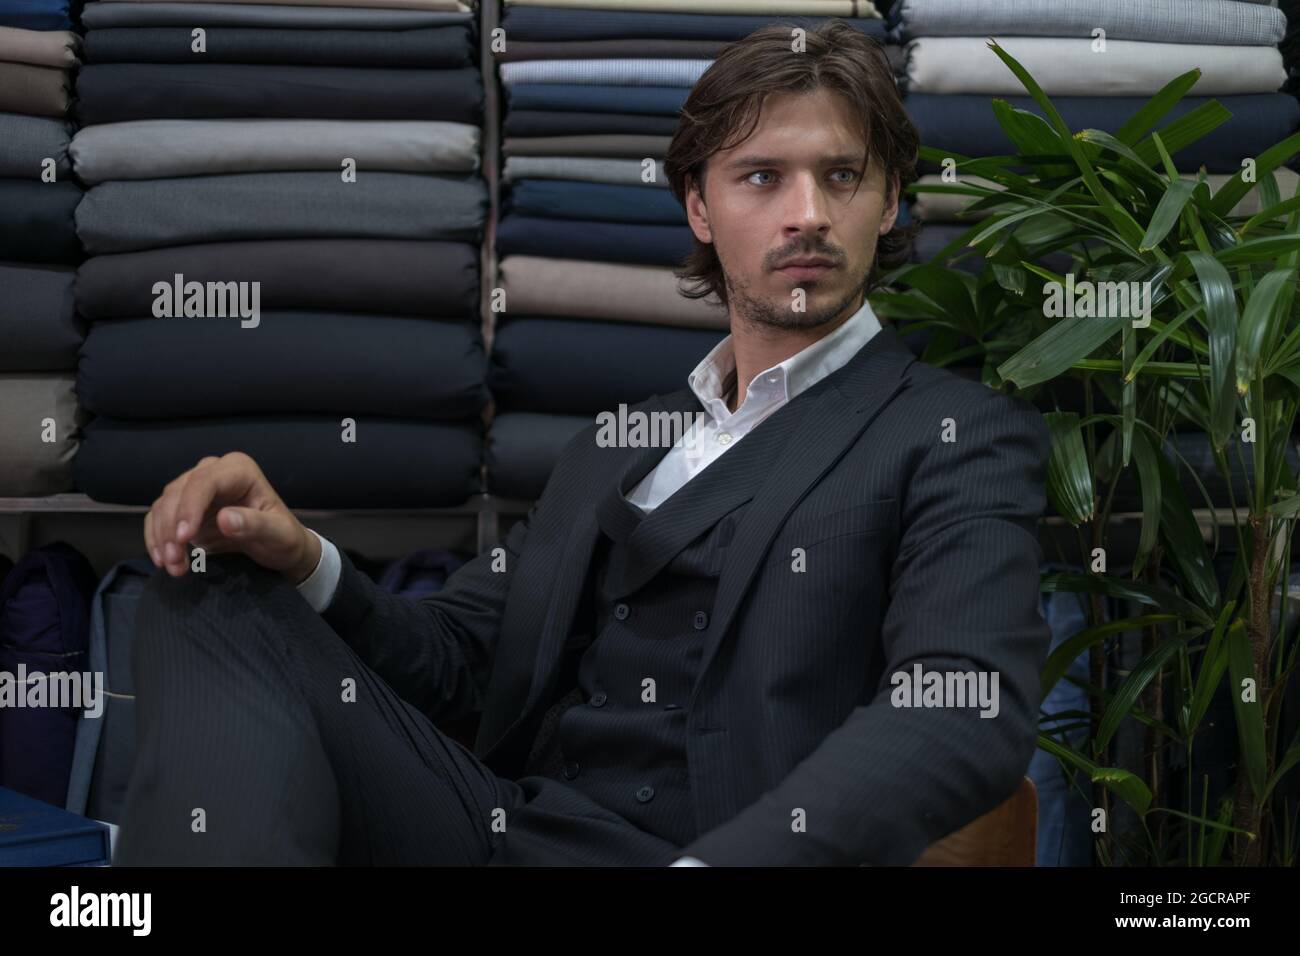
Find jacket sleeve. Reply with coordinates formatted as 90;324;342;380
318;503;537;726
679;389;1054;866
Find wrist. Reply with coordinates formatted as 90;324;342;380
287;526;322;586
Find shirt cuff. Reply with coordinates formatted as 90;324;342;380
296;528;341;613
669;856;711;866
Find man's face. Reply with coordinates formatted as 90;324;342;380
684;87;900;331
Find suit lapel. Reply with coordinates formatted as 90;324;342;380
687;325;917;708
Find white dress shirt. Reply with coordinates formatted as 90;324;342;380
292;299;884;866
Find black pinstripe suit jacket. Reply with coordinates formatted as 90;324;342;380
321;324;1055;865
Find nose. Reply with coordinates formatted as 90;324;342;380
782;171;832;239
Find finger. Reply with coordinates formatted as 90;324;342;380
174;458;255;547
154;473;193;575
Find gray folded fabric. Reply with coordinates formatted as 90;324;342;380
499;58;712;87
71;120;480;184
500;255;728;329
905;37;1287;96
0;114;72;179
503;135;673;159
0;26;79;67
503;156;668;187
0;264;81;371
892;0;1287;47
0;373;80;496
498;39;726;61
0;62;71;117
81;2;473;28
76;172;488;254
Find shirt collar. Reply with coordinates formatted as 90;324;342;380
688;297;883;419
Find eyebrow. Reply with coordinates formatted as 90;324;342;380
725;153;867;170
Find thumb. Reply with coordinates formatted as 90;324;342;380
216;506;260;539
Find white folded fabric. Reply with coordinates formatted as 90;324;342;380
910;169;1299;220
500;256;729;330
906;37;1286;96
505;0;878;15
70;119;480;184
107;0;469;8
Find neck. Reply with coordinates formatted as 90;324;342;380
725;295;863;413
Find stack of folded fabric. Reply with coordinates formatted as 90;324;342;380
488;0;887;499
888;0;1296;270
0;6;84;496
69;0;490;508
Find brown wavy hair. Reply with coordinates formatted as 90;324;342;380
664;21;919;309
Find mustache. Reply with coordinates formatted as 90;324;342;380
766;242;845;269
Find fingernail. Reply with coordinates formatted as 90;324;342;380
176;520;190;541
227;511;244;531
151;547;161;565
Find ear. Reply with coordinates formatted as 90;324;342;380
684;173;713;244
878;171;901;236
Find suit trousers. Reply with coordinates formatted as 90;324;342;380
114;553;683;865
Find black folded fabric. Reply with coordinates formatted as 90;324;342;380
500;8;887;42
82;26;474;68
496;214;692;267
504;109;680;137
0;180;81;264
74;415;484;508
486;411;591;500
908;93;1300;174
0;114;73;179
77;312;488;420
489;317;723;415
76;240;480;320
507;179;685;224
76;64;484;125
0;263;82;371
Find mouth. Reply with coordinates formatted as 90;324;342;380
776;259;837;281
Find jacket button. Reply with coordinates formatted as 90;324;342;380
590;692;607;707
635;786;655;802
614;602;630;620
693;611;708;630
563;761;580;779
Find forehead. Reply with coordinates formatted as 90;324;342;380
718;88;867;159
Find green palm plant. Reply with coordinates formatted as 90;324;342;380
873;41;1300;865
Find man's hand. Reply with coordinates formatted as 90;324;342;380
144;451;320;584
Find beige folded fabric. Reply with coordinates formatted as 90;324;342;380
906;37;1286;96
911;169;1300;221
506;0;879;15
500;256;729;330
0;27;79;68
503;135;673;160
0;373;80;496
0;62;70;118
109;0;470;7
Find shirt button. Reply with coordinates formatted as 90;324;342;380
635;786;655;803
693;611;708;630
716;432;732;445
590;692;607;707
614;602;630;620
767;375;778;384
563;761;580;779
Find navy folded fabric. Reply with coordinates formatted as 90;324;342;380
504;109;680;137
77;64;484;124
507;179;685;224
74;416;484;508
0;1;72;30
496;214;693;267
0;263;81;371
507;83;686;116
0;114;73;179
76;239;479;320
82;26;474;67
909;93;1300;174
80;2;473;29
77;313;487;420
0;180;81;264
486;411;592;500
500;7;887;42
77;172;487;254
489;317;723;414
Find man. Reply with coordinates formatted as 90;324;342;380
120;22;1052;866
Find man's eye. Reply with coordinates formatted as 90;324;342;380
746;171;776;185
830;168;859;184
